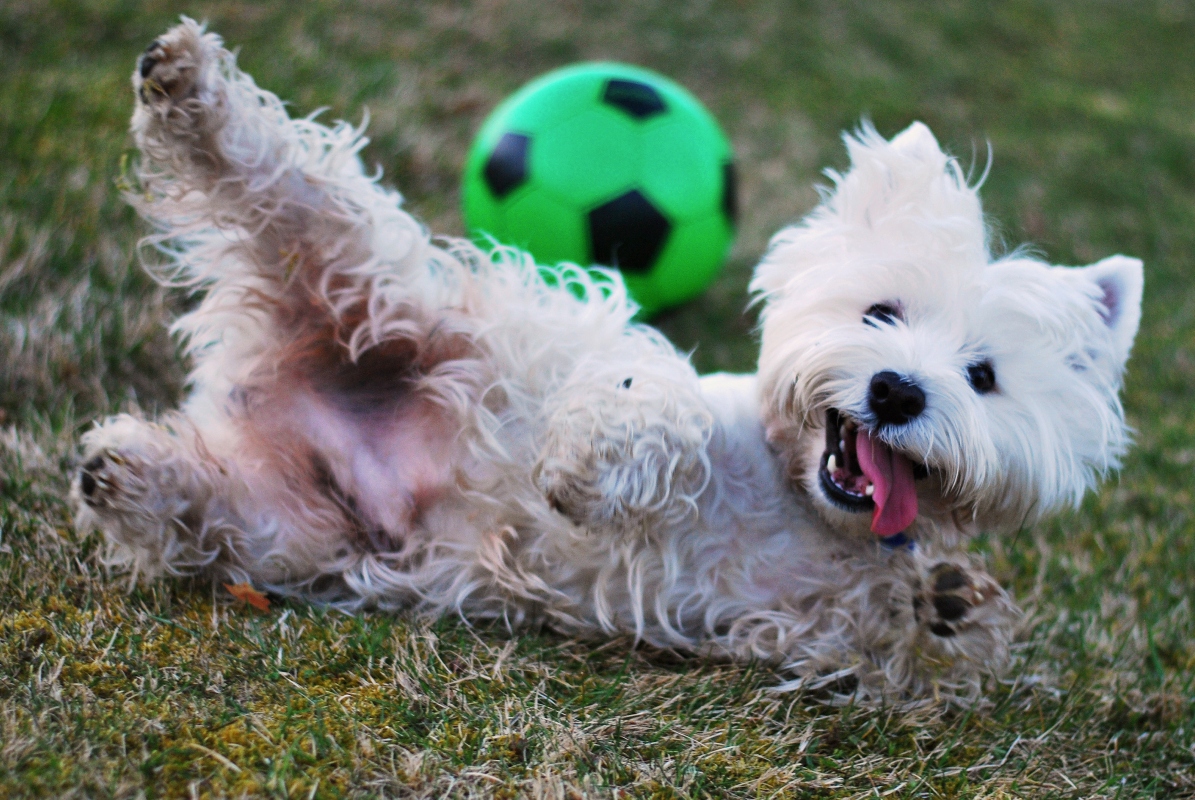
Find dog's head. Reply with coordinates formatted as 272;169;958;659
753;122;1143;539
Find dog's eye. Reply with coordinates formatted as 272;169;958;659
967;361;997;394
863;303;902;327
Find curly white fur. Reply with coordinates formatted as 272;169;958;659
73;19;1143;701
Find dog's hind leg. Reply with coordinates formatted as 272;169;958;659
130;18;450;318
72;410;385;593
132;18;475;414
81;20;482;597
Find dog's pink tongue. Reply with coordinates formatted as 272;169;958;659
855;430;918;536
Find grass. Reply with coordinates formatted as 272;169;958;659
2;0;1194;796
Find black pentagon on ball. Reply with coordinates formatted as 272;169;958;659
483;132;531;199
588;190;672;274
721;161;738;227
602;79;667;120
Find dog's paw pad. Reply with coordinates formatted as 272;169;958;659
931;565;970;621
921;563;985;638
139;40;165;78
79;455;104;498
929;621;956;638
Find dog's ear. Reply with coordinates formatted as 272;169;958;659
839;121;954;194
1072;255;1145;365
751;121;981;300
888;121;945;161
836;121;983;248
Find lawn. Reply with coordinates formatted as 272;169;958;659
1;0;1193;797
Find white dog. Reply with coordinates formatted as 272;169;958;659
74;19;1143;699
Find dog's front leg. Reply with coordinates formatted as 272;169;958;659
749;547;1020;698
534;354;714;536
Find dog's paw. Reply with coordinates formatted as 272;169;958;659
72;415;210;538
535;383;712;534
534;447;618;530
77;451;130;511
535;436;709;534
72;416;227;581
74;442;186;527
914;562;1005;638
134;20;215;107
131;19;231;146
137;39;197;105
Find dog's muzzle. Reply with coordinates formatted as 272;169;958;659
817;408;929;535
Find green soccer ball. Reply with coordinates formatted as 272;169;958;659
462;63;737;317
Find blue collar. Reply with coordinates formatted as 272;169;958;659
879;531;914;550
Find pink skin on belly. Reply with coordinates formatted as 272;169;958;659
291;391;458;541
350;402;455;532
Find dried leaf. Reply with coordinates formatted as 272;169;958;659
224;582;270;611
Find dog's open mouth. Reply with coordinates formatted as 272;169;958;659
818;409;927;536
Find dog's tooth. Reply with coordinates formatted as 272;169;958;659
826;454;837;473
865;483;874;497
839;439;846;453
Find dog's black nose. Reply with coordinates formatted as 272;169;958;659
869;371;926;425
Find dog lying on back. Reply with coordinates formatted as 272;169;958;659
74;19;1143;699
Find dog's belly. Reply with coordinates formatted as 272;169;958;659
294;391;457;540
188;377;460;568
